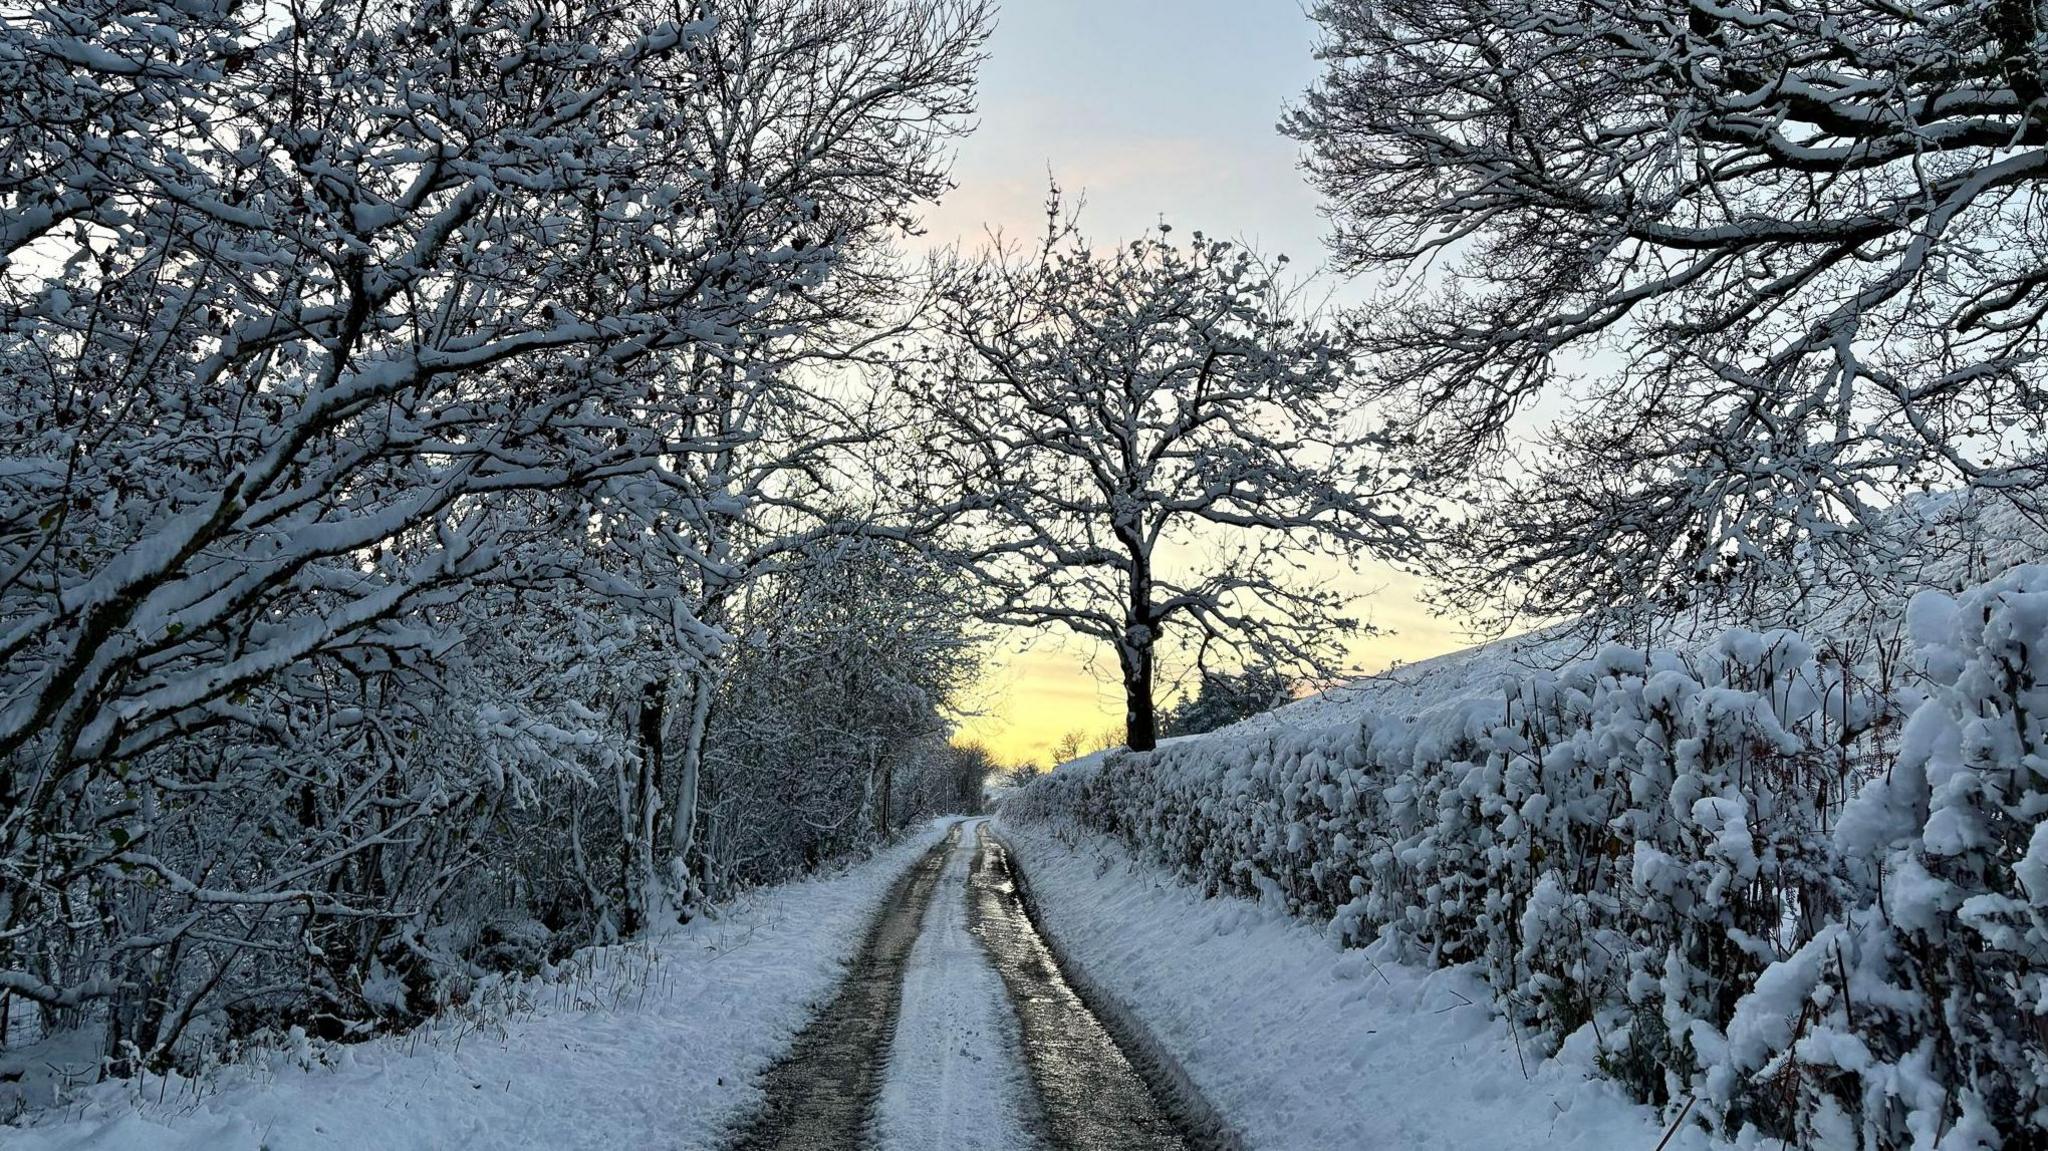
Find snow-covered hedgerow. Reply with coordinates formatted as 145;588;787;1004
1010;565;2048;1148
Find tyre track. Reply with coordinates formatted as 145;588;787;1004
726;824;961;1151
725;819;1237;1151
967;823;1242;1151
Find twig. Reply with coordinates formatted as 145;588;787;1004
1507;1008;1531;1081
1652;1095;1697;1151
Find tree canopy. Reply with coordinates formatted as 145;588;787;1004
911;214;1419;749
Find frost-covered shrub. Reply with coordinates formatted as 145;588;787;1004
1014;565;2048;1147
1754;573;2048;1149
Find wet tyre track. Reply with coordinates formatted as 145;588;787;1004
967;823;1235;1151
726;820;1232;1150
727;825;960;1151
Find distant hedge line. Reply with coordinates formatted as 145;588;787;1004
1010;566;2048;1150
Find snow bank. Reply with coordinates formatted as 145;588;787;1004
1;823;957;1151
1010;565;2048;1148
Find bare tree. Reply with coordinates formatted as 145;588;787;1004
695;537;983;892
1161;667;1293;737
1288;0;2048;631
578;0;990;919
912;211;1420;751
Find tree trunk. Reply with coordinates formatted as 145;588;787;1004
877;750;893;836
1119;618;1159;751
1121;648;1158;751
638;677;667;788
667;572;728;918
667;662;718;915
1121;536;1160;752
621;677;666;936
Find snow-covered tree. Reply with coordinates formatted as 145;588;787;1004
0;0;990;1075
1288;0;2048;632
561;0;991;920
695;537;984;891
912;213;1419;750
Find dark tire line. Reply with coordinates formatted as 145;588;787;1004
725;824;962;1151
967;823;1245;1151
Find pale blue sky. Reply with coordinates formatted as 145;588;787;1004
923;0;1328;269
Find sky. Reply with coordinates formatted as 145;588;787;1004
924;0;1472;765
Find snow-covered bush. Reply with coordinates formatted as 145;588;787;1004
1013;565;2048;1147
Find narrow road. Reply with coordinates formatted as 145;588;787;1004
874;822;1042;1151
726;818;1227;1151
965;822;1210;1151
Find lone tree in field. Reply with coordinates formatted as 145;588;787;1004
1288;0;2048;632
915;217;1418;751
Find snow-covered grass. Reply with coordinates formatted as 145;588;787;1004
1002;817;1720;1151
2;821;958;1151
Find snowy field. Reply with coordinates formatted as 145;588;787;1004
3;823;958;1151
1001;817;1727;1151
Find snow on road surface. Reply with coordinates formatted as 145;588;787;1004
1000;817;1733;1151
3;822;960;1151
732;826;964;1151
747;816;1209;1151
875;819;1039;1151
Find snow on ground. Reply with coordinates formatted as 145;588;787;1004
875;818;1037;1151
1220;490;2045;754
1001;818;1728;1151
4;821;959;1151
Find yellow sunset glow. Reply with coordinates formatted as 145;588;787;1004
953;556;1469;767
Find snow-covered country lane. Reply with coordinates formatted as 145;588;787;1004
7;814;1223;1151
3;810;1734;1151
734;817;1228;1150
3;823;964;1151
873;822;1041;1151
